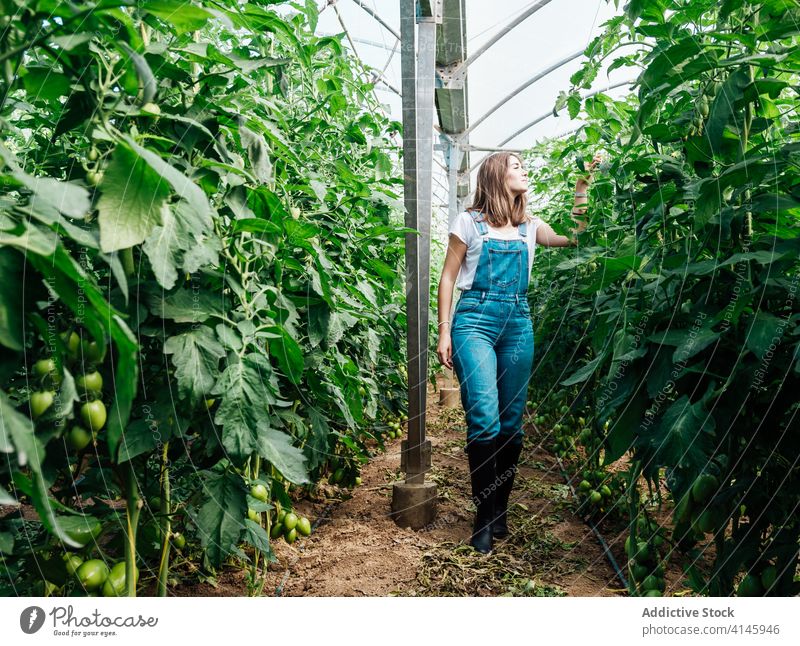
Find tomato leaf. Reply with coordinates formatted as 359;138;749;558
0;248;25;351
147;287;223;323
97;142;171;252
745;312;785;359
139;0;213;34
255;427;309;485
242;519;275;560
643;394;715;471
194;469;247;568
269;325;304;385
0;483;15;506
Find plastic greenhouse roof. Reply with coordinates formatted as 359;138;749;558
314;0;634;230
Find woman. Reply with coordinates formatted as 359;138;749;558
436;151;600;554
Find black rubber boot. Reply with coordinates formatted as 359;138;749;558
466;439;497;554
492;438;523;539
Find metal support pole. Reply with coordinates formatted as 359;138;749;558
407;11;436;486
446;138;463;228
392;0;438;529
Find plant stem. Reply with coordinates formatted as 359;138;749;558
156;442;171;596
123;460;141;597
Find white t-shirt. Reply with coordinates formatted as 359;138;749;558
448;211;542;291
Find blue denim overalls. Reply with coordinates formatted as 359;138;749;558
451;211;535;446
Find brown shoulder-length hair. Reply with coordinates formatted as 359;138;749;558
466;152;529;227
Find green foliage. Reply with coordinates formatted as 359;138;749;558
527;0;800;596
0;0;407;590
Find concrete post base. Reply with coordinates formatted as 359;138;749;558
390;481;438;530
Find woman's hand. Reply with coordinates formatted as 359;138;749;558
437;331;453;370
576;152;603;190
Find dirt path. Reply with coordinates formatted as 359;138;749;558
178;373;628;597
268;373;625;596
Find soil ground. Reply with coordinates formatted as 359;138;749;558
172;372;643;597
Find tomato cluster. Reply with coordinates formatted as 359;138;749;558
247;484;312;545
28;328;109;452
626;514;668;597
380;410;407;442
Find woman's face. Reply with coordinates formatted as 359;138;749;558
505;156;528;195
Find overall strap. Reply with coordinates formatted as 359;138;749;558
518;220;527;237
468;210;489;236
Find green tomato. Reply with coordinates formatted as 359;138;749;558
642;575;662;591
171;532;186;550
80;400;107;432
589;490;602;505
635;541;652;563
691;474;719;504
247;508;259;522
66;332;81;359
270;522;284;539
625;536;635;558
354;476;362;486
31;391;55;419
63;554;83;576
33;358;57;379
631;563;649;582
250;484;269;502
67;426;93;451
737;574;764;597
76;559;109;592
284;527;297;544
761;566;778;591
85;341;105;363
283;512;298;532
694;509;720;534
76;370;103;395
296;516;312;537
101;561;138;597
62;516;102;547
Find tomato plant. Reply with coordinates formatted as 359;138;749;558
0;0;405;597
528;0;800;596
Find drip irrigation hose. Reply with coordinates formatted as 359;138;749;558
273;500;338;596
532;422;629;592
